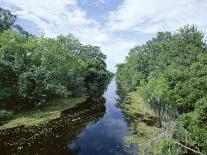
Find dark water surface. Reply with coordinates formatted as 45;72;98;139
68;80;137;155
0;80;137;155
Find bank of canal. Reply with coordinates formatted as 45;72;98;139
0;80;137;155
68;80;137;155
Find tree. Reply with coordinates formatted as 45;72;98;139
116;25;207;154
0;7;16;32
0;7;112;110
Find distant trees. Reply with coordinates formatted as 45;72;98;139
0;7;16;32
0;7;112;111
116;25;207;154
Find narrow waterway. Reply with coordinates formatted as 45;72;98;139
0;80;137;155
68;80;137;155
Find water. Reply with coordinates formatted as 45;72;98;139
0;80;137;155
68;80;137;155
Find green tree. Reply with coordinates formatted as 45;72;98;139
116;25;207;154
0;7;16;32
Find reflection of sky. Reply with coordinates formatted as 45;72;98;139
68;80;137;155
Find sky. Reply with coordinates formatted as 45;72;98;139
0;0;207;72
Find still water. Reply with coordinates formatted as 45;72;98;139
0;80;137;155
68;80;137;155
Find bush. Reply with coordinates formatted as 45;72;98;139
0;110;14;122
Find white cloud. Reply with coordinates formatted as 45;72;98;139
107;0;207;33
0;0;206;72
0;0;110;43
0;0;140;72
98;0;107;4
101;38;138;72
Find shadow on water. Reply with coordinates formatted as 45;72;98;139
0;80;137;155
0;98;106;155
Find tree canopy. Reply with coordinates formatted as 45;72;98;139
116;25;207;154
0;7;112;111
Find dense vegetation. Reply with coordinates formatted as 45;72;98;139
0;7;112;116
116;25;207;154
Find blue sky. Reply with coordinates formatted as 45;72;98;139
0;0;207;72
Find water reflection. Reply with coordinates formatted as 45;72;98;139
0;98;105;155
68;80;137;155
0;80;137;155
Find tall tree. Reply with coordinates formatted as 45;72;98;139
0;7;16;32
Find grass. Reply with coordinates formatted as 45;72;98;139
0;96;87;130
124;91;156;117
122;91;161;154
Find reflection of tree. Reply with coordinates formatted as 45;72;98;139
0;98;106;155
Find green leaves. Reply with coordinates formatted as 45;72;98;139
116;25;207;153
0;8;111;110
0;7;16;32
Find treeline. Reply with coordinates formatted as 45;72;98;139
0;7;112;111
116;25;207;154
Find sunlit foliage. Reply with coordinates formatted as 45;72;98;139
0;7;112;111
116;25;207;154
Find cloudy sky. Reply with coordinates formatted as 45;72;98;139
0;0;207;72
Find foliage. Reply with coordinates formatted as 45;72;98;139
153;137;181;155
0;7;112;110
0;110;13;122
0;96;86;130
116;25;207;154
0;7;16;32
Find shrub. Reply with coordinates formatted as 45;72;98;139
0;110;14;122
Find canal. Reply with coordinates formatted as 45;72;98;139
0;80;137;155
68;80;137;155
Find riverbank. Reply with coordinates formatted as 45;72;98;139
0;96;87;130
0;97;106;155
120;91;161;154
